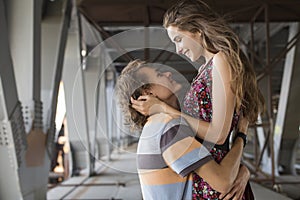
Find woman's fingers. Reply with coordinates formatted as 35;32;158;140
130;95;150;105
130;95;164;116
130;101;148;116
137;95;150;101
130;96;152;116
131;105;148;115
131;97;144;106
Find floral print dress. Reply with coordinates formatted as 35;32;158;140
183;59;242;200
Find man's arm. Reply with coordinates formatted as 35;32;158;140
194;116;249;193
194;136;244;193
219;165;250;200
219;117;250;199
161;117;248;194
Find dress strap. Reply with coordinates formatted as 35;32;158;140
196;56;214;79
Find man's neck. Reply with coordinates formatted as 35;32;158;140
164;95;179;111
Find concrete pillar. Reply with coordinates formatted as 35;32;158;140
41;0;71;162
6;0;51;199
7;0;43;132
62;11;91;175
0;0;25;198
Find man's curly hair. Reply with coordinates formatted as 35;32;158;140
115;60;152;132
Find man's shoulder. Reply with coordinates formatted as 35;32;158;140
147;113;178;124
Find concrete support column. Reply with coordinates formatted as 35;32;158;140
0;0;25;198
41;0;71;161
6;0;52;199
62;12;91;175
7;0;43;132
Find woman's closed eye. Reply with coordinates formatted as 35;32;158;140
174;36;182;43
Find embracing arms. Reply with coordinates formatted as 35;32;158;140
195;135;244;193
131;52;235;145
160;116;249;194
194;116;248;193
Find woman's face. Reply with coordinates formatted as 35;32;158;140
137;67;182;101
167;25;203;62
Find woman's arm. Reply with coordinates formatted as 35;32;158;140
207;52;236;144
131;52;235;144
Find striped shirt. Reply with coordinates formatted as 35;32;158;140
137;113;213;200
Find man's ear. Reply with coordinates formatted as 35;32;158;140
144;88;154;96
142;89;150;95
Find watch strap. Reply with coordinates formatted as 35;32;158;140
234;132;247;148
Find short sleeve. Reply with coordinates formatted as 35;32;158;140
160;120;213;177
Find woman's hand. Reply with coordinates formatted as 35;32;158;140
219;165;250;200
130;95;166;116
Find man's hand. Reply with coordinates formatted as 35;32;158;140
219;165;250;200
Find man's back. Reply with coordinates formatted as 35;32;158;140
137;113;212;200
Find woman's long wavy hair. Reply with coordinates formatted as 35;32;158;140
163;0;264;123
115;60;152;132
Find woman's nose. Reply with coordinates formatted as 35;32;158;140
175;44;183;54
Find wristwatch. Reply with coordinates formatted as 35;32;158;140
234;132;247;148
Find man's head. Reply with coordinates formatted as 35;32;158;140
115;59;182;131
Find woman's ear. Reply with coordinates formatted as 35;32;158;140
197;31;202;38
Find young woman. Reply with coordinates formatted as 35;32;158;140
116;60;249;200
130;0;264;199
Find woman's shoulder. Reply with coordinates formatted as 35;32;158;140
212;51;227;65
212;51;231;72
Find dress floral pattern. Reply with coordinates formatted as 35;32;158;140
183;59;243;200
